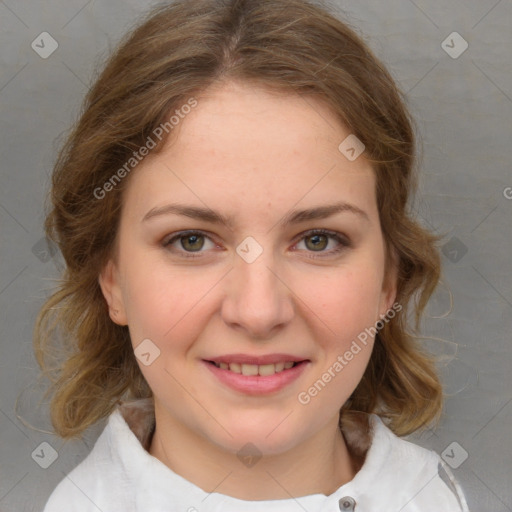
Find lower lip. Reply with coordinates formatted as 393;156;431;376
203;360;310;395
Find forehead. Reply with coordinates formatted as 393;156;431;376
123;80;377;224
167;81;360;167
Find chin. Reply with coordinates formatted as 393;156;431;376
203;415;306;457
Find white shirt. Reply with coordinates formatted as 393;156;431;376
43;399;469;511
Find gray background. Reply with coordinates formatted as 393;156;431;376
0;1;511;511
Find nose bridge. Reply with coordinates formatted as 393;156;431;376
222;235;294;336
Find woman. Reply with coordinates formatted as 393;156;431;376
35;1;469;510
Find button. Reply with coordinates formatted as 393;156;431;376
339;496;356;511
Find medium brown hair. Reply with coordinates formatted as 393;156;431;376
33;0;443;438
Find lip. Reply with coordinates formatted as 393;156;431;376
202;358;310;395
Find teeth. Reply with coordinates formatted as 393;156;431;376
229;362;241;373
213;361;298;375
258;364;276;376
241;364;259;376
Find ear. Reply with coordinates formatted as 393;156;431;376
378;245;399;319
98;259;128;326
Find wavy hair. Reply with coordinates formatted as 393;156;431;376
33;0;443;438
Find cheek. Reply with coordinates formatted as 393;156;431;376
120;264;217;395
294;268;381;415
303;264;384;342
120;256;220;349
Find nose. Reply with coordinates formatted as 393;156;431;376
220;243;295;340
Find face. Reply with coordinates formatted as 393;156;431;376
100;80;397;456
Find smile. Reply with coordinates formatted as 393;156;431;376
208;361;297;376
203;358;310;395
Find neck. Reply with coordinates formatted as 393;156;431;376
148;405;360;501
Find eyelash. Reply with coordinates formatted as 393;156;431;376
162;229;351;260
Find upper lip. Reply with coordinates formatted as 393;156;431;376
204;353;310;365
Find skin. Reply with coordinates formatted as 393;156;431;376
99;79;397;500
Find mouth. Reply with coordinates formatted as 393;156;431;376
205;360;304;376
202;355;310;395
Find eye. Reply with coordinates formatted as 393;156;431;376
163;230;218;258
293;229;351;258
163;228;350;260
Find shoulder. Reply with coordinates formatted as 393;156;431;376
345;414;470;511
42;410;135;512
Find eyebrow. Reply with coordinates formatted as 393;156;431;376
142;201;370;227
